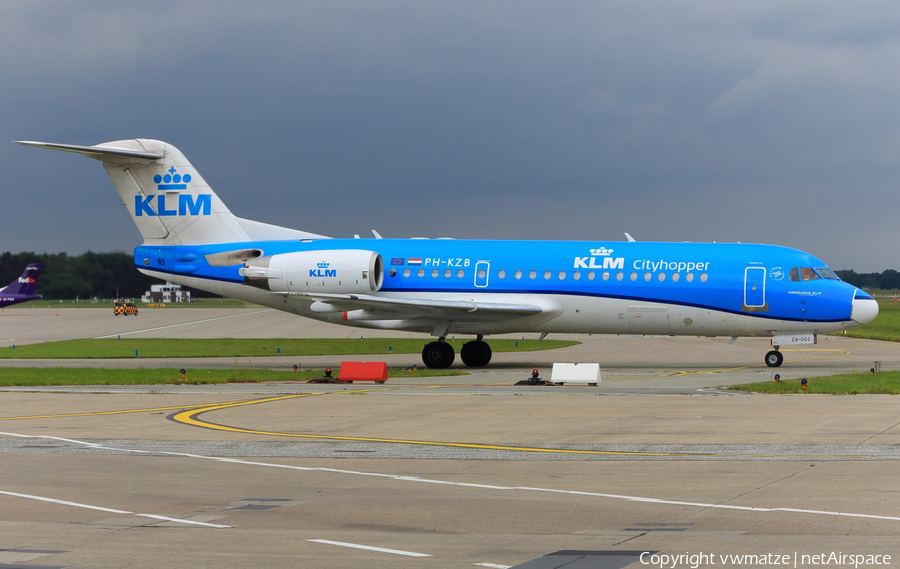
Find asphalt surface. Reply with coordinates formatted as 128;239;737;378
1;307;899;568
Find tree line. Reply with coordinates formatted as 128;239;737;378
0;251;215;300
834;270;900;291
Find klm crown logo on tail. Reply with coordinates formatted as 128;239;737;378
135;167;211;217
154;167;191;190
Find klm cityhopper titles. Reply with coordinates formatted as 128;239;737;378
17;139;878;368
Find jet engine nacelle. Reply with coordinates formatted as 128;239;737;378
240;249;383;294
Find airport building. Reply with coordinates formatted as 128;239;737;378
141;283;191;303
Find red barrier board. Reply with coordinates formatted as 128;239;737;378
338;361;388;383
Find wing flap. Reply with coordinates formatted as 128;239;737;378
291;292;542;319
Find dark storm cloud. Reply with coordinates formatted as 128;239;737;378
2;1;900;270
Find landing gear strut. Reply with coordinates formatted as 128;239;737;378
764;349;783;367
422;340;455;369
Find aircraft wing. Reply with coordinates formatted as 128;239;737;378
289;292;543;321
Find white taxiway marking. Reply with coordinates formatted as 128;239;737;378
0;489;230;528
94;309;273;339
697;388;743;395
308;539;431;557
474;563;512;568
3;430;900;524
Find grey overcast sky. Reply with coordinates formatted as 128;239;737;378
2;1;900;271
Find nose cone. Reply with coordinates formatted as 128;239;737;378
851;294;879;325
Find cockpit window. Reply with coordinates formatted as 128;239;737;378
789;267;829;282
800;267;820;281
815;268;839;280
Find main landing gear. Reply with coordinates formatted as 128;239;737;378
422;341;455;369
764;349;783;367
422;337;493;369
460;339;492;367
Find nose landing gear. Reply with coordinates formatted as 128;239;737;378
764;349;783;367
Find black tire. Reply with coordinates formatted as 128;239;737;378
439;341;455;368
422;342;446;368
460;341;478;366
461;341;492;367
765;350;783;367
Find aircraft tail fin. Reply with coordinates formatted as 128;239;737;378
2;264;42;296
16;140;327;246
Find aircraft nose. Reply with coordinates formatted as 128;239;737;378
851;294;879;325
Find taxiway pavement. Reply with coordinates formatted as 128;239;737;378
0;307;898;568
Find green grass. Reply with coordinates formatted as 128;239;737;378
0;338;579;359
0;366;464;386
843;298;900;342
729;370;900;395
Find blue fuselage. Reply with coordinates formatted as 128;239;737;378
135;239;865;337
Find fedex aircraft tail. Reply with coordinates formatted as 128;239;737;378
1;263;42;296
16;140;326;246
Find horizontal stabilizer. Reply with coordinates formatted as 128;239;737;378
15;141;163;161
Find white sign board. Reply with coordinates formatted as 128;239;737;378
771;334;817;348
550;363;601;385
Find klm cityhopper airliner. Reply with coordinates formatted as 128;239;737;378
17;139;878;369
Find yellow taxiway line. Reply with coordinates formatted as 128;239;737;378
0;398;261;421
168;389;867;459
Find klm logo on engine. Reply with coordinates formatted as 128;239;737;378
573;247;625;270
310;261;336;278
